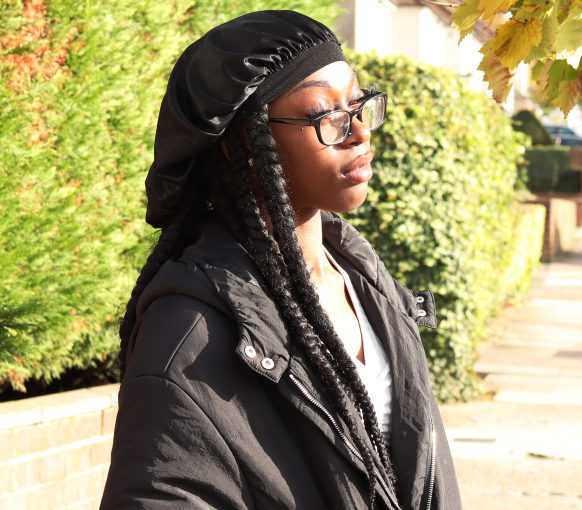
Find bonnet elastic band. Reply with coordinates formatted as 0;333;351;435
145;10;347;228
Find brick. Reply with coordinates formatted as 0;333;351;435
54;464;110;509
0;435;114;492
101;407;118;436
41;390;113;423
0;464;109;510
88;436;114;466
0;384;120;432
61;496;103;510
0;399;43;430
0;411;106;462
89;384;119;406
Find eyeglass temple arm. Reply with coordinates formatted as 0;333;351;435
268;117;313;126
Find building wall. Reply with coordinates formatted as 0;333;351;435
528;196;580;261
353;0;395;55
335;0;529;112
336;0;357;48
390;6;419;59
417;7;446;67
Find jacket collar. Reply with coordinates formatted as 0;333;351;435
136;212;435;383
322;212;436;329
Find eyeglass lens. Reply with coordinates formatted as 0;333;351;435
319;95;386;145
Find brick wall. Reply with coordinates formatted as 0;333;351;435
0;384;119;510
533;192;582;227
528;195;579;261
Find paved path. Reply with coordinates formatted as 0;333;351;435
440;230;582;510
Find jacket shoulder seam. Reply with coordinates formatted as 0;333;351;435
162;301;210;375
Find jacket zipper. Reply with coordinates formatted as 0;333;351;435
289;372;402;510
425;405;436;510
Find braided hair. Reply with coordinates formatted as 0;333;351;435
119;101;395;509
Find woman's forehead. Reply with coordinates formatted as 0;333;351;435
287;62;357;96
270;62;359;112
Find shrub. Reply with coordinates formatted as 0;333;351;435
498;203;546;300
0;0;341;392
511;109;553;145
554;170;582;192
511;110;581;193
345;51;539;401
523;146;571;191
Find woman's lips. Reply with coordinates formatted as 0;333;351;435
343;152;373;183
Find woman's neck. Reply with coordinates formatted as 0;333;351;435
293;209;331;286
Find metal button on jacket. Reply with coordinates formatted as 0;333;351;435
416;295;425;303
244;345;257;359
261;357;275;370
417;309;427;317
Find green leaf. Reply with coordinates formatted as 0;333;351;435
531;59;546;79
555;2;582;55
526;5;559;61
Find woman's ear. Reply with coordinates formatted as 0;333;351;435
240;126;253;153
240;127;254;168
220;128;253;165
220;139;231;161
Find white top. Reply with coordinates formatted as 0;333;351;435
324;249;393;439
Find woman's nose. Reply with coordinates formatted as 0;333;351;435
343;116;371;146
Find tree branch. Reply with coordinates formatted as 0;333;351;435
418;0;463;7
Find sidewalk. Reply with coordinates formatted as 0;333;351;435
440;229;582;510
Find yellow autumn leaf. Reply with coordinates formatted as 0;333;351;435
555;2;582;55
478;52;515;103
490;18;543;69
513;1;552;23
478;0;515;25
553;73;582;117
452;0;482;43
530;59;553;105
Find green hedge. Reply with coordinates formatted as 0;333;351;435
510;110;581;193
0;0;341;392
499;203;546;300
345;51;540;401
511;109;554;145
1;3;544;401
554;170;582;192
523;146;572;192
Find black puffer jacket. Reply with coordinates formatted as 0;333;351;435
100;212;462;510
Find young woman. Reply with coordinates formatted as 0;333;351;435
100;10;461;510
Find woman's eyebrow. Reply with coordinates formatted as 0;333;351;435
289;79;331;94
289;70;357;95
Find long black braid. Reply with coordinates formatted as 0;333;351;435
118;104;395;509
246;103;395;501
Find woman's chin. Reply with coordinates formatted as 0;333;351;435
327;185;369;214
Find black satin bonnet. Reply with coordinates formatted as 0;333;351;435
144;10;347;228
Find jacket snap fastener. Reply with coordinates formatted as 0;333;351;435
417;309;427;317
416;295;425;303
244;345;257;358
261;357;275;370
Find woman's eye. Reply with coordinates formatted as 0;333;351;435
349;93;368;106
306;106;333;119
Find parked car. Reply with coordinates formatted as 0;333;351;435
544;124;582;146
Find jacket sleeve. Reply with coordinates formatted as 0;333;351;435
99;374;255;510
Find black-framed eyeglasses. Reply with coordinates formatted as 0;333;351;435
268;91;387;146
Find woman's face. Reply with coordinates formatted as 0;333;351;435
268;61;373;220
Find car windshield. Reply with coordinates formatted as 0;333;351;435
546;125;577;135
